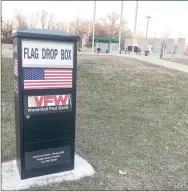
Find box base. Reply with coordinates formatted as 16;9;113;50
2;154;95;190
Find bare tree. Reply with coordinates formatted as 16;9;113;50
37;10;58;30
30;13;38;28
121;29;132;49
95;22;108;36
47;13;55;29
72;17;80;35
160;30;170;58
15;13;28;30
162;30;170;39
100;15;131;48
1;17;15;43
70;17;90;36
106;11;119;37
70;17;92;47
2;18;14;37
37;9;48;29
118;19;130;49
99;12;120;37
107;12;119;26
52;21;68;31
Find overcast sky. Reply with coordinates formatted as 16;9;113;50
2;1;188;39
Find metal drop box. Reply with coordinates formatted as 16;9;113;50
12;29;79;179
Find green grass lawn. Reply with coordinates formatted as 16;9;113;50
2;55;188;190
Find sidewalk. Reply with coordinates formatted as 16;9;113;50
125;54;188;73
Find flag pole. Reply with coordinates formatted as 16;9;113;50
92;1;96;53
118;0;124;54
132;0;138;54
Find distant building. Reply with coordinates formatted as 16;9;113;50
88;36;119;53
125;37;180;55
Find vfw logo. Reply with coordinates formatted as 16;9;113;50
28;95;71;107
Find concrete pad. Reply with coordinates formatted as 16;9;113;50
2;154;95;190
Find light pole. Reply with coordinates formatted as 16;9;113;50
92;1;96;53
132;0;138;54
145;16;151;39
118;0;124;54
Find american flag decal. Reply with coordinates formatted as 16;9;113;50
14;80;18;94
23;68;72;90
14;58;18;76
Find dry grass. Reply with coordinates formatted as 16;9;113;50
163;57;188;66
2;54;188;190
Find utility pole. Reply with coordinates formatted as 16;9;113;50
160;38;165;59
145;16;151;39
92;1;96;53
118;0;124;54
132;0;138;54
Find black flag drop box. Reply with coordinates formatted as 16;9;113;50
12;29;80;179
